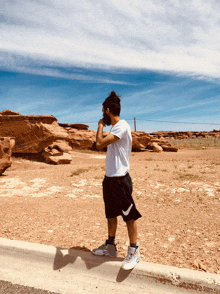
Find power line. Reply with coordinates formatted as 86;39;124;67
75;119;220;126
126;119;220;126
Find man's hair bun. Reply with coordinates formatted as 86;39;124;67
103;91;121;116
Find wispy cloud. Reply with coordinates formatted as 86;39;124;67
1;0;220;79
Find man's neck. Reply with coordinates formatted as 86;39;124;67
111;116;121;126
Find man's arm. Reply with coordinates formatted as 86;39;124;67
96;119;119;150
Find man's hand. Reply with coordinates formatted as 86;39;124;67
98;118;106;128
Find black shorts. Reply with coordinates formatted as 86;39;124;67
102;173;142;222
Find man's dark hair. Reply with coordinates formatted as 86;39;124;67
102;91;121;116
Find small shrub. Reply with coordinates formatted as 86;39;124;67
70;169;88;176
177;173;200;180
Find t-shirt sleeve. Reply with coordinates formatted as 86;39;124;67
110;122;126;139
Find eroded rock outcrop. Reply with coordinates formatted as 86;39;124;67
0;137;15;175
131;131;177;152
41;140;73;164
0;114;68;153
63;127;178;152
0;110;179;158
0;110;21;115
59;123;89;130
42;150;72;165
67;129;97;150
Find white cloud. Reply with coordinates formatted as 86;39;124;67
1;0;220;78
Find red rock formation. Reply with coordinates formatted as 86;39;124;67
0;110;179;156
0;137;15;175
59;123;89;130
48;140;72;153
67;129;96;149
0;114;68;153
42;150;72;165
0;110;21;115
161;145;178;152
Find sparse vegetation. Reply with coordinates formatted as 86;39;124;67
75;149;106;155
70;169;88;176
94;176;102;179
168;137;220;149
176;173;200;180
211;162;220;165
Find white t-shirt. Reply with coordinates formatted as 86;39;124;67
105;120;132;177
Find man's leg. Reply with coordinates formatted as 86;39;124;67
126;219;137;245
108;217;117;239
92;217;117;257
122;219;140;270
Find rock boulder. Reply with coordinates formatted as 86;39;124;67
42;150;72;165
59;123;89;130
0;137;15;175
48;140;73;153
161;145;178;152
67;129;96;149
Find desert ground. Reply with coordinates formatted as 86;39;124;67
0;146;220;275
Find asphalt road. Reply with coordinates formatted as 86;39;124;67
0;280;59;294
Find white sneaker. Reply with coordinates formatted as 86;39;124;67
121;246;140;270
92;241;117;257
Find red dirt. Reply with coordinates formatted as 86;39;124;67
0;148;220;274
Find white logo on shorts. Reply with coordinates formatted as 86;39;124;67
122;203;133;216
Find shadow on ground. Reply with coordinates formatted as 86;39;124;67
53;246;133;282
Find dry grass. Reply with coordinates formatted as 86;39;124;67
176;173;200;180
70;168;88;176
168;137;220;149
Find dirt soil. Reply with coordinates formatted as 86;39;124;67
0;148;220;274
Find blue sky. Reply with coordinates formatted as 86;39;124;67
1;0;220;132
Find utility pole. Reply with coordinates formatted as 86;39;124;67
134;117;136;132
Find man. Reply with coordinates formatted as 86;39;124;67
92;91;142;270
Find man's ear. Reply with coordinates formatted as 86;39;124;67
106;108;110;115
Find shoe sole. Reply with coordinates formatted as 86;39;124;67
92;251;117;258
121;257;140;270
